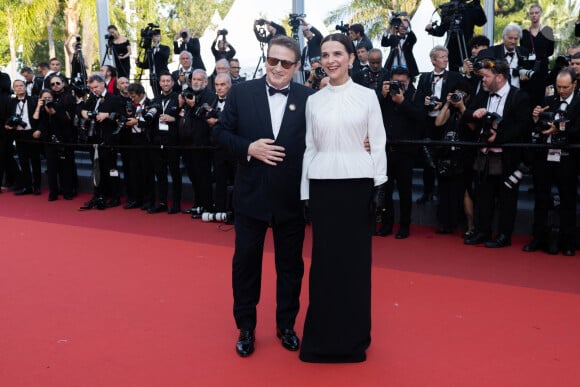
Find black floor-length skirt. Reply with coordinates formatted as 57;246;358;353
300;178;374;363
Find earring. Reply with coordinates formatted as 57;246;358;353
348;64;353;69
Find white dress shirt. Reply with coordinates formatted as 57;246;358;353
301;78;388;200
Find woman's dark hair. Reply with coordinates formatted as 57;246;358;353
107;25;118;31
321;33;354;56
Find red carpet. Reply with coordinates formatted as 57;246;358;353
1;192;580;386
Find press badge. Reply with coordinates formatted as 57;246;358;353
159;120;169;131
110;169;119;177
528;53;536;61
547;149;561;162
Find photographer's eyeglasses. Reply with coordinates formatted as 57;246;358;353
50;82;62;86
266;57;296;69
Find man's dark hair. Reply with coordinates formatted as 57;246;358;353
267;35;301;63
20;67;33;74
468;35;490;51
557;67;577;83
479;58;510;78
88;73;105;84
37;62;50;69
158;71;173;82
348;23;365;37
127;82;146;95
356;41;370;51
391;67;410;78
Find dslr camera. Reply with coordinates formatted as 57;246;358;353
195;103;219;120
427;95;441;111
389;11;408;29
143;103;162;122
480;112;502;140
314;66;326;79
217;29;228;36
389;80;404;95
5;115;26;129
450;92;465;103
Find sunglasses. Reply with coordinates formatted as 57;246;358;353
231;66;241;69
266;57;296;69
50;82;62;86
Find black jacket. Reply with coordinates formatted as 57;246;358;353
381;31;419;78
173;38;206;71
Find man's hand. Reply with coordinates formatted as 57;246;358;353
532;105;549;120
248;138;286;166
96;112;110;122
391;89;404;104
206;117;218;127
473;108;488;119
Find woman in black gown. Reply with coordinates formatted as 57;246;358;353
107;25;132;78
521;4;554;107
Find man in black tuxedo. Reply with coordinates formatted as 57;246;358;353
81;73;124;209
425;0;487;72
213;35;315;357
171;51;195;93
6;79;40;195
477;25;538;103
382;17;419;78
173;28;205;71
523;68;580;256
463;58;531;248
377;67;424;238
207;72;236;214
353;49;390;94
136;30;169;97
415;45;464;203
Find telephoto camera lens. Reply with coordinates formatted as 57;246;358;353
201;212;231;222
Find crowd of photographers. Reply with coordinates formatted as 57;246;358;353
1;5;580;255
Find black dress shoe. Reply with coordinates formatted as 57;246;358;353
562;242;576;256
33;187;41;195
14;188;33;196
140;202;153;211
48;193;58;201
547;238;559;255
276;328;299;351
395;227;409;239
464;232;490;245
123;201;141;209
148;203;168;214
484;234;511;248
63;194;74;200
236;330;255;357
106;198;121;208
522;238;543;252
168;205;181;214
375;224;393;237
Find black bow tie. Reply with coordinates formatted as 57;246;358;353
218;98;226;103
505;52;515;58
268;86;289;96
490;92;501;98
26;81;33;85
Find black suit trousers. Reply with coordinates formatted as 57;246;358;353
14;131;42;190
531;155;577;243
45;143;74;196
474;173;519;237
182;149;213;210
232;212;305;331
152;147;182;205
384;149;414;227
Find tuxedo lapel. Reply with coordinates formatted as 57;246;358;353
251;78;275;139
277;84;300;142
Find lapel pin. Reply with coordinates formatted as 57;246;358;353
289;104;296;111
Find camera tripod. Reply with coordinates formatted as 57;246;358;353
252;27;267;79
445;21;468;65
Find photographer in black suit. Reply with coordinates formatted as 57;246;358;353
377;67;424;239
523;68;580;256
179;69;216;213
253;18;286;44
415;46;464;203
425;0;487;72
81;73;124;209
149;73;182;214
173;27;205;71
382;16;418;78
299;18;323;80
136;30;169;97
464;58;531;248
477;25;538;103
6;80;40;196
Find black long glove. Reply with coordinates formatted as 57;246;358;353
303;200;311;224
371;182;387;221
